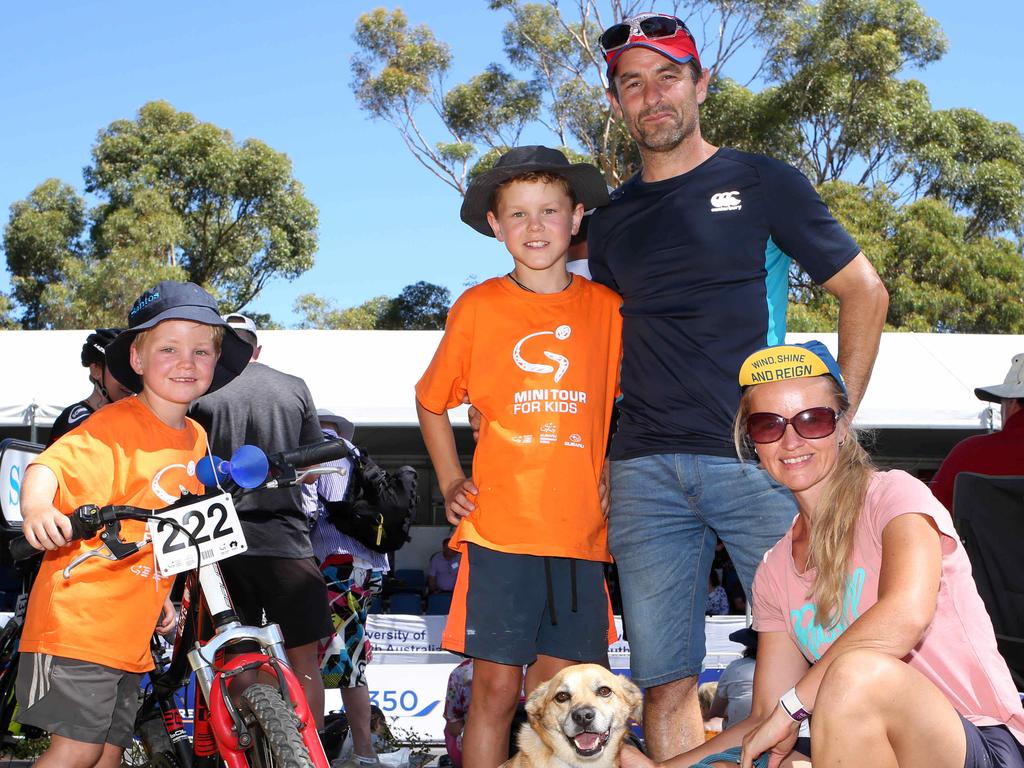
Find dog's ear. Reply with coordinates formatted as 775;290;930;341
619;675;643;724
525;679;550;721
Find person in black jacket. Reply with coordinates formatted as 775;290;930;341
48;328;132;445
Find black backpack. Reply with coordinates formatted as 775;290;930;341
323;447;416;553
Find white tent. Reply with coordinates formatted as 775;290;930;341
1;329;1020;431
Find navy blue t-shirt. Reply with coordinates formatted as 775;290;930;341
588;147;859;459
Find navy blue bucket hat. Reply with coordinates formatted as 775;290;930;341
105;281;253;394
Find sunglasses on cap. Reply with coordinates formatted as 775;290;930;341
599;14;694;57
746;407;840;444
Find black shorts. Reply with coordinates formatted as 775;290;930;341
220;555;333;648
963;717;1024;768
791;718;1024;767
442;543;614;666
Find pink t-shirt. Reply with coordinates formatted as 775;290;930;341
753;470;1024;743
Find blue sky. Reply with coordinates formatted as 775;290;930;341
1;1;1022;326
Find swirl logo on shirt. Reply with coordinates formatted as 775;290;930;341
513;325;571;383
789;567;866;660
151;461;199;505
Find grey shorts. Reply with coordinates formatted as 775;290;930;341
443;543;612;666
16;653;141;747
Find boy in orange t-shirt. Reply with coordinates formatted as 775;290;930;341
17;281;251;768
416;146;623;767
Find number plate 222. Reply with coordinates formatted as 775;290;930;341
148;492;247;577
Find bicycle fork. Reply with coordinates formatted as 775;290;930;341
187;562;328;768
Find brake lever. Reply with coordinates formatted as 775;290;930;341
261;465;347;491
62;520;150;579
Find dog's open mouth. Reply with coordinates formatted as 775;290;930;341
568;729;610;757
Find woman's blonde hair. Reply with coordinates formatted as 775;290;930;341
733;377;874;628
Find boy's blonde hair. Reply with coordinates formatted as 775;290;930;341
132;322;225;355
489;171;578;214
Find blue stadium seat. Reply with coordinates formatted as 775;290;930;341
392;569;426;594
388;592;423;615
426;592;452;616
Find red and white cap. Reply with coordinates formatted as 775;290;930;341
603;13;701;80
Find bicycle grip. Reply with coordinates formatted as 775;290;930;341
270;438;351;470
8;506;97;561
9;535;40;562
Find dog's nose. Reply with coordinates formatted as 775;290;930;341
571;706;596;727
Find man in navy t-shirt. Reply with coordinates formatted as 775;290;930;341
589;12;889;760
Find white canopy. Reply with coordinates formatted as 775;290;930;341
2;329;1020;430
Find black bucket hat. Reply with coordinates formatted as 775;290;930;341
460;146;610;237
106;281;253;394
728;627;758;650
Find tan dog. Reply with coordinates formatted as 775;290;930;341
502;664;642;768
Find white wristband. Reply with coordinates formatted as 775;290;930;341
779;687;811;722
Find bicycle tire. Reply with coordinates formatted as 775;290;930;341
238;683;314;768
125;705;185;768
120;737;183;768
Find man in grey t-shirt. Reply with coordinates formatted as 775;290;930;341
190;314;332;729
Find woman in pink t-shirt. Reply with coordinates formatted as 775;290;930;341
622;340;1024;768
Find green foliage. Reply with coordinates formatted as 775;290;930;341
6;734;50;759
909;108;1024;239
294;281;450;330
377;281;451;330
3;101;317;328
351;9;465;191
444;65;542;149
351;0;1024;333
701;79;800;161
768;0;943;186
293;292;391;329
351;2;798;187
4;179;86;327
792;182;1024;332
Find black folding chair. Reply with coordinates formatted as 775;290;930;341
952;472;1024;690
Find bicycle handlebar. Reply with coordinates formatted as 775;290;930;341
9;439;350;562
8;537;38;563
8;503;126;562
267;438;351;472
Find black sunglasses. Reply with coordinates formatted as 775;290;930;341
746;407;840;444
599;14;692;56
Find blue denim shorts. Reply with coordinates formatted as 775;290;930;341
609;453;796;687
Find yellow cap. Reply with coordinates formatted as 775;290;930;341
738;341;845;395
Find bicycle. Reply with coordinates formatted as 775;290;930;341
0;438;45;755
0;558;44;756
9;437;352;768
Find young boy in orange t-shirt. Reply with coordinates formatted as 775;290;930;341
17;281;251;768
416;146;623;767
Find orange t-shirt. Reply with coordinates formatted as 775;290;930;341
416;276;622;561
22;396;207;672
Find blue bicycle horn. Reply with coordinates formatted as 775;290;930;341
197;445;269;489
